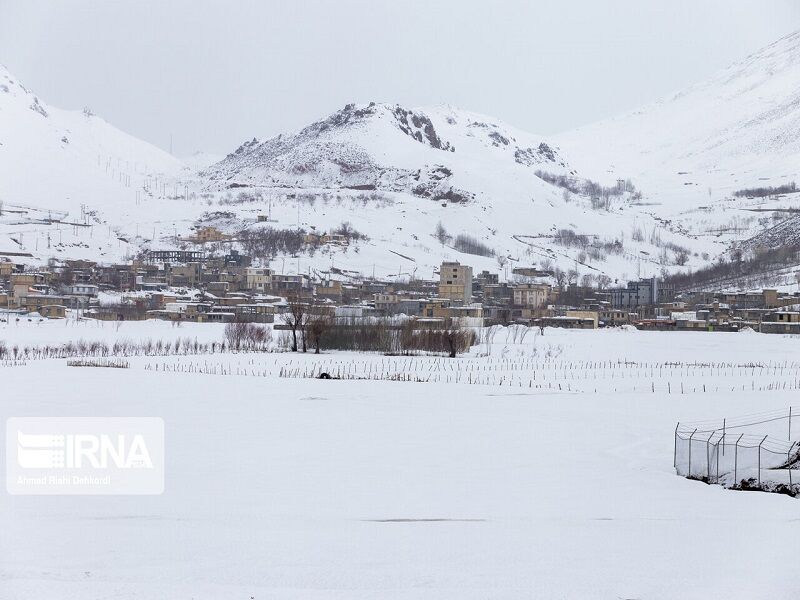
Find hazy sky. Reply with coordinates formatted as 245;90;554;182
2;1;799;156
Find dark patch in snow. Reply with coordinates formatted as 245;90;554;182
514;142;566;167
363;518;487;523
391;106;454;151
29;97;48;118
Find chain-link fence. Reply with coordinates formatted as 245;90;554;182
675;407;800;494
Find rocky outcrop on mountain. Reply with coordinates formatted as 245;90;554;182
204;102;569;204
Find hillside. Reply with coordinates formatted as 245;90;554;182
204;102;571;202
7;30;800;288
0;65;184;214
556;31;800;209
199;103;709;283
553;30;800;289
0;64;188;262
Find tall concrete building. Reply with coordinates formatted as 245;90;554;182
438;261;473;304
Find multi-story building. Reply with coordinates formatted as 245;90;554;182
245;267;273;292
145;250;204;264
193;226;228;243
270;274;311;294
438;261;473;304
167;263;202;287
473;270;499;294
512;283;551;308
609;277;674;309
316;280;344;303
66;283;99;299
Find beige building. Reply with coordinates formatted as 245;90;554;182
10;273;39;306
0;261;18;278
565;310;599;329
196;226;228;243
513;283;551;308
438;261;473;304
167;263;201;287
39;304;67;319
245;267;273;292
422;298;452;319
316;280;344;302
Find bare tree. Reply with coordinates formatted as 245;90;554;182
442;319;474;358
307;314;331;354
434;222;451;245
553;267;567;289
675;249;690;266
281;294;307;352
224;322;248;351
567;268;579;286
596;274;612;289
496;255;508;272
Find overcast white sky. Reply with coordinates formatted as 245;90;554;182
2;1;799;156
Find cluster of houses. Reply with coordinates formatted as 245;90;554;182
1;252;800;333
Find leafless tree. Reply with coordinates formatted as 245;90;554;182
553;267;567;289
567;268;579;286
281;294;307;352
496;255;508;272
434;222;451;245
307;315;331;354
596;274;612;289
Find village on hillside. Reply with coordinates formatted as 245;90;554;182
2;238;799;334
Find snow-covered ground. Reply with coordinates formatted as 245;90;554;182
2;323;800;598
0;314;226;348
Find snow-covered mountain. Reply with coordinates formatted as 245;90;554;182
203;102;571;202
557;30;800;203
0;65;196;262
6;28;800;287
200;102;706;283
0;64;183;215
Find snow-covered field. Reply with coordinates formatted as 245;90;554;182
2;322;800;598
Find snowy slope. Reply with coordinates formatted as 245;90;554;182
182;150;225;172
553;30;800;280
0;65;201;262
11;33;800;285
204;102;571;198
0;64;184;214
201;103;709;282
557;31;800;205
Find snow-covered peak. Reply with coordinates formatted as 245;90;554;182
203;102;570;193
0;64;184;215
556;29;800;187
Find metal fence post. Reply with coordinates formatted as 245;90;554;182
758;435;768;488
789;441;797;490
674;422;680;469
734;433;743;485
688;428;698;478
